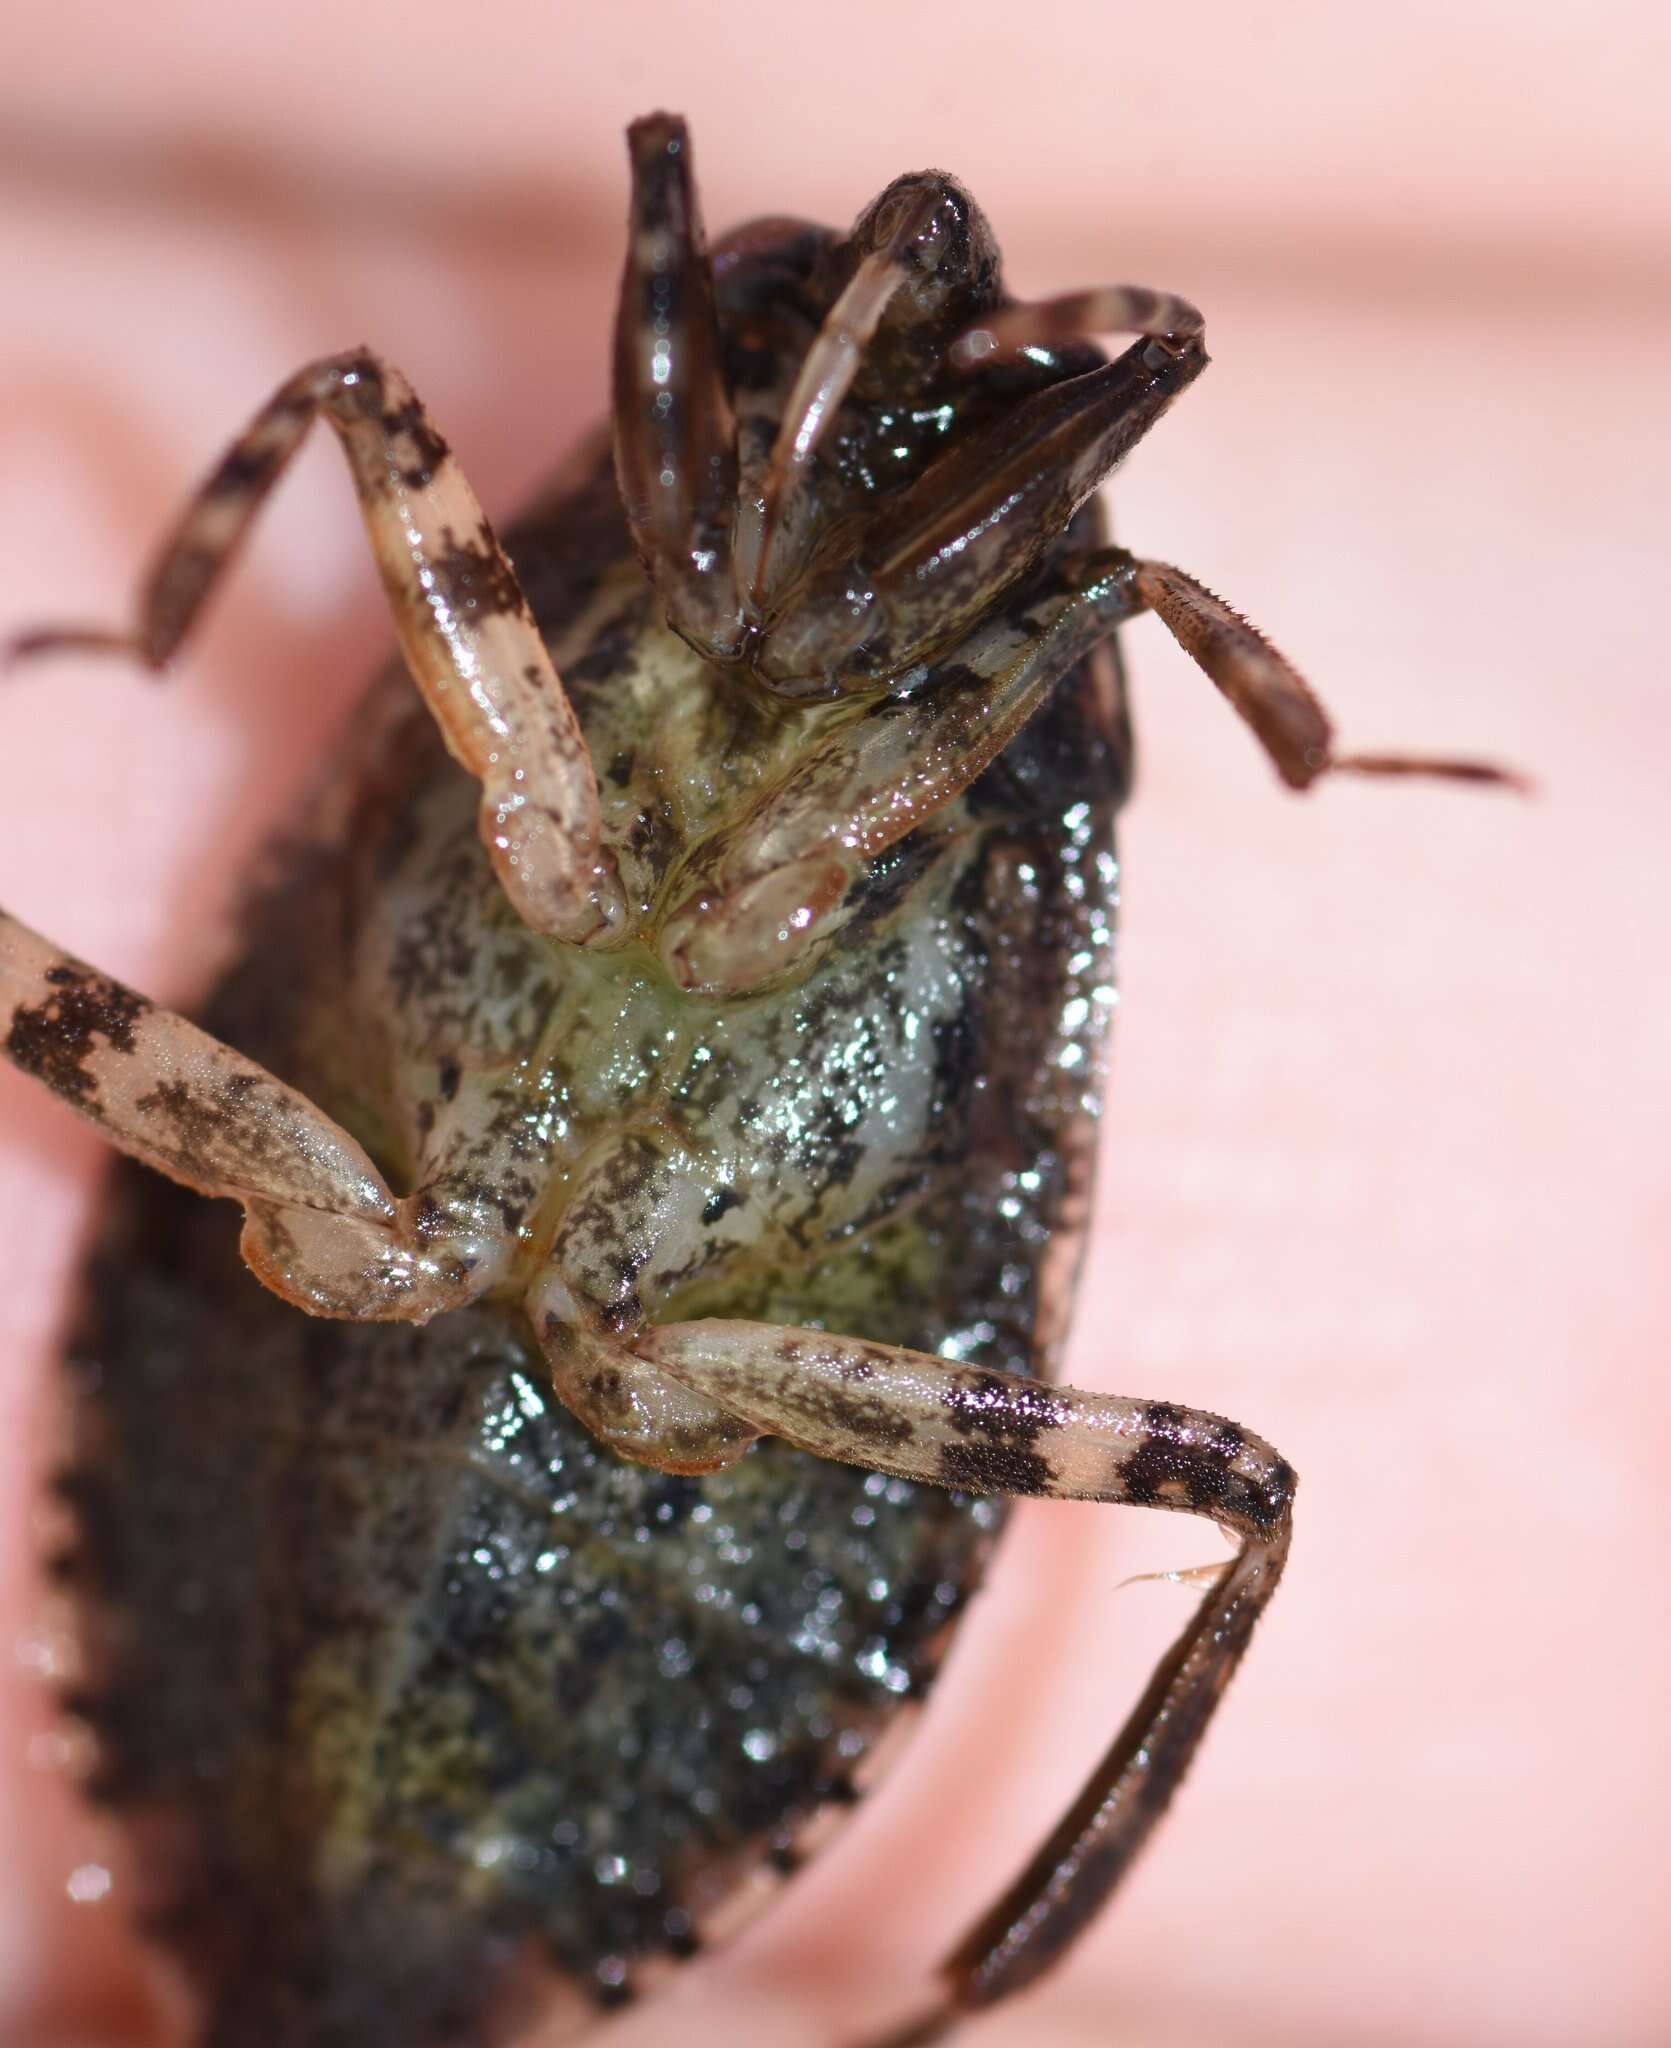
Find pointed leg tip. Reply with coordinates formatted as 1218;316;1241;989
1;625;158;676
1457;762;1537;796
1333;752;1536;795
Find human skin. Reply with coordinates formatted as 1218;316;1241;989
3;6;1670;2045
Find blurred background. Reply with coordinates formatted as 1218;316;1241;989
1;5;1667;2044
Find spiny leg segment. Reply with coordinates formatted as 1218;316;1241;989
1133;557;1526;791
939;286;1522;790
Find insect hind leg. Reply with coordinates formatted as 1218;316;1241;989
634;1318;1294;2040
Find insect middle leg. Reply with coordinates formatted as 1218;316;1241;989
7;350;624;940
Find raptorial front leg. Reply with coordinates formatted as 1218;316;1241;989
633;1319;1294;2038
662;548;1145;995
663;523;1516;1003
7;350;622;940
755;342;1206;692
0;912;510;1320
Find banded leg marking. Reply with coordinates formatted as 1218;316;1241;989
0;914;509;1322
0;914;391;1224
951;281;1206;368
7;350;621;940
627;1319;1294;2034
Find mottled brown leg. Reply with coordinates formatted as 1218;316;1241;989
662;547;1145;995
0;913;512;1319
934;291;1517;797
950;280;1205;367
633;1320;1294;2038
613;114;745;660
667;530;1514;1003
1129;558;1527;791
7;350;622;939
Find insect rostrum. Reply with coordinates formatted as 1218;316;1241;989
1;111;1508;2048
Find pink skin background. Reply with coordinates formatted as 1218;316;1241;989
2;5;1668;2044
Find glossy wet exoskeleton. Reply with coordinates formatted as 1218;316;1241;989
2;114;1512;2048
